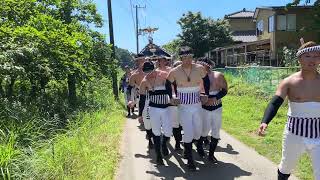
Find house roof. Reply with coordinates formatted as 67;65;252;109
225;8;255;19
140;43;171;57
231;30;257;42
253;5;314;19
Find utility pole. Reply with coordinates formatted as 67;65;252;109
107;0;119;100
134;5;146;54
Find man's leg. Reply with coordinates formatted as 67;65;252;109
193;106;205;158
143;106;153;149
126;106;131;117
278;130;306;179
149;107;164;165
124;90;131;117
184;142;196;171
179;106;196;170
153;135;164;165
170;106;182;150
161;108;172;157
209;108;222;163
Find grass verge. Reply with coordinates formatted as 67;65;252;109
15;96;125;179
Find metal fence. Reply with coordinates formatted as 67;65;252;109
215;66;300;94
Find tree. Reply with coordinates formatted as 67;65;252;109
115;47;134;68
177;11;233;57
0;0;115;104
50;0;103;106
162;39;182;55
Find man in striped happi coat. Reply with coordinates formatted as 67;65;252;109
139;60;172;165
166;46;211;171
154;55;183;151
197;57;228;163
128;53;154;150
258;41;320;180
119;66;132;117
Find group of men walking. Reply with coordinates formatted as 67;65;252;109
119;41;320;180
121;46;228;171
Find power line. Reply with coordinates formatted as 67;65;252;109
129;0;136;32
116;0;136;36
141;7;147;28
133;5;146;54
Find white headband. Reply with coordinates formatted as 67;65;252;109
180;54;194;58
296;45;320;57
197;61;213;69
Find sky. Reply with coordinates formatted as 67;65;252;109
92;0;310;53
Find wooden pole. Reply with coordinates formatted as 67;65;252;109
107;0;119;99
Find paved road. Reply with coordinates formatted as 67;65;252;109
116;116;298;180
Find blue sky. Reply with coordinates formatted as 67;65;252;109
92;0;310;53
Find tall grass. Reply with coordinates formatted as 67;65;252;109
0;78;125;179
20;102;124;179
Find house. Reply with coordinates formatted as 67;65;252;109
208;6;318;67
225;8;257;43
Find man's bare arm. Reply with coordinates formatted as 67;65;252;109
258;78;289;135
199;65;207;79
139;80;147;95
167;69;175;83
218;73;228;91
129;74;136;87
138;80;147;118
127;74;137;102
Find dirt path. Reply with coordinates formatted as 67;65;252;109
116;116;298;180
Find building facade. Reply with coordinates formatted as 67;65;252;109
208;6;318;67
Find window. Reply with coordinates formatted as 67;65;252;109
277;14;296;31
287;14;296;31
277;15;287;31
256;20;264;36
268;16;275;32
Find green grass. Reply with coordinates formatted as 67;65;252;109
222;92;314;180
20;101;125;179
0;77;126;180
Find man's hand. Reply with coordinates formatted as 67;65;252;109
200;95;208;104
205;97;218;106
138;116;143;124
128;101;135;108
170;98;180;106
258;123;268;136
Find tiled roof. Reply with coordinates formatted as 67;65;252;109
225;8;254;19
231;30;257;42
140;43;171;57
256;5;314;10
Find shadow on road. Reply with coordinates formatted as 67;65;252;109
146;160;252;180
135;142;251;180
216;144;239;155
